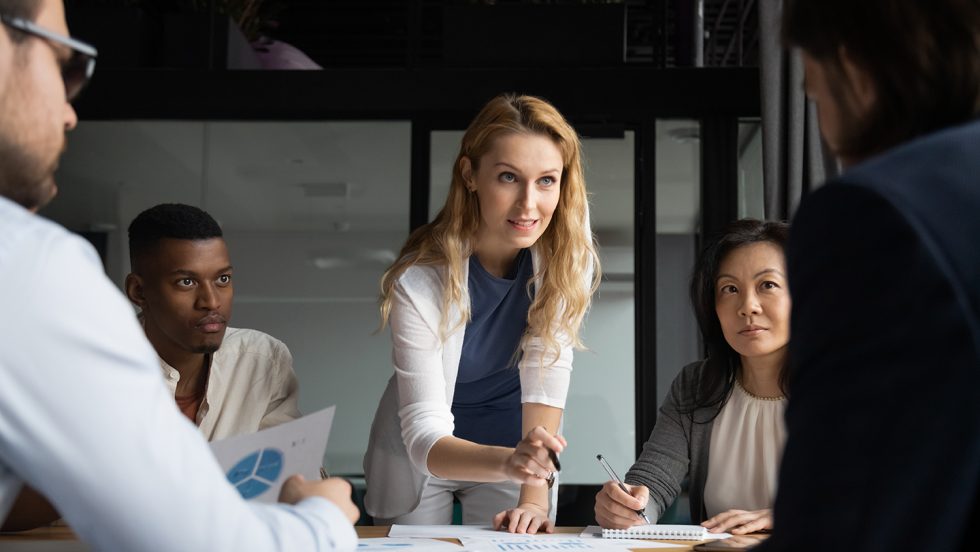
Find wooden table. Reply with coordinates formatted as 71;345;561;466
0;524;76;541
0;525;753;550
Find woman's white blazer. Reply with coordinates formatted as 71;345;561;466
363;247;582;519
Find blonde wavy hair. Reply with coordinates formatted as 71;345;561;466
379;94;601;363
381;94;600;363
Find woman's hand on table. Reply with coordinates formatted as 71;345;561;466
701;508;772;534
493;502;553;534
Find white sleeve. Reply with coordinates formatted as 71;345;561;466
388;278;455;478
0;231;356;552
518;255;595;409
518;333;573;408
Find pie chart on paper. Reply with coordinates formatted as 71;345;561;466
209;406;336;503
226;448;284;499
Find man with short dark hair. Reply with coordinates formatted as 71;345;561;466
757;0;980;551
0;0;358;548
126;203;301;439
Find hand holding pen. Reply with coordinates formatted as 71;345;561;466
278;472;360;523
505;426;566;487
494;427;564;534
595;454;652;528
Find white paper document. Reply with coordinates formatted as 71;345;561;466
209;406;335;503
581;525;732;540
388;526;589;540
386;527;676;551
388;525;506;539
357;538;464;551
459;535;678;551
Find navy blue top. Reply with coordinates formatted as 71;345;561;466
452;249;533;448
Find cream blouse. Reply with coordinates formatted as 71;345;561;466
159;327;300;441
703;380;787;517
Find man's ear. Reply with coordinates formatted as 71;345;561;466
124;273;146;308
838;46;877;116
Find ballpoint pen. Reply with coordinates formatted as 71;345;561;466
546;449;562;488
597;454;651;524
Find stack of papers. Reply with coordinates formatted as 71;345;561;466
385;526;680;550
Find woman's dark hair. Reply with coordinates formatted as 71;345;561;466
783;0;980;160
681;219;791;419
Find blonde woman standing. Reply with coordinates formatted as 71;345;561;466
364;94;600;533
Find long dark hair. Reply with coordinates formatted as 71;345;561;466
783;0;980;160
680;219;790;419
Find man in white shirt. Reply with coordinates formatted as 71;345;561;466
125;203;301;440
0;0;359;548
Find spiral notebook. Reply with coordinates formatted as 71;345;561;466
599;525;730;541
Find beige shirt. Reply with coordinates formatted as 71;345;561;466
159;327;301;441
703;380;787;517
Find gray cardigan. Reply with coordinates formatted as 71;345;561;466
624;360;726;524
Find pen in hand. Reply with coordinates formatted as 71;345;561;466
546;449;562;488
597;454;651;524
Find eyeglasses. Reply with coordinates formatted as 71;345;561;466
1;14;97;101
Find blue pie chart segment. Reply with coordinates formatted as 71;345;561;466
226;448;284;500
256;449;284;481
236;478;271;499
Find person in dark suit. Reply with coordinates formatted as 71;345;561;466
757;1;980;551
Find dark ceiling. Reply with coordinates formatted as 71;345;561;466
66;0;758;70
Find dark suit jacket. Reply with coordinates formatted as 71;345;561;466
758;119;980;551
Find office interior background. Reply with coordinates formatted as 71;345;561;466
51;0;765;524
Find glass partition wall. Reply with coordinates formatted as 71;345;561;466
51;121;646;483
50;121;410;476
46;113;761;521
